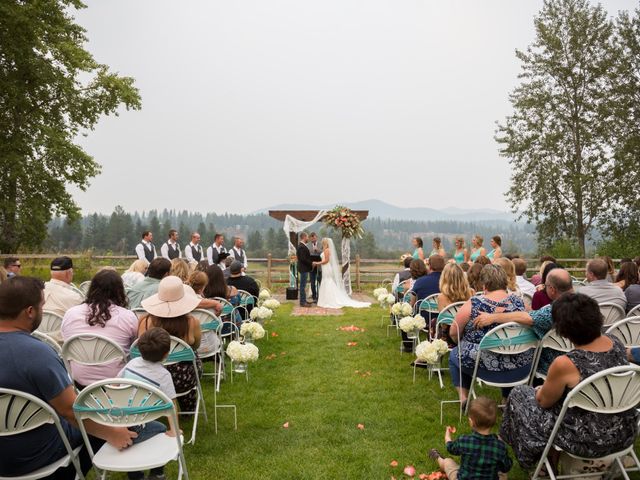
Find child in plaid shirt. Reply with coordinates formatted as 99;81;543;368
429;397;512;480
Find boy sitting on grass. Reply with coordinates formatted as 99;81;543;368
429;397;512;480
119;327;180;480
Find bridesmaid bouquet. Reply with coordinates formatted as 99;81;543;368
415;339;450;365
323;206;364;238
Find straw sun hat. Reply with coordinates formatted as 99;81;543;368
141;276;200;318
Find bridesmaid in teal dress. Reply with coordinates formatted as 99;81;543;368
486;235;503;261
412;237;425;261
430;237;446;258
469;235;487;263
452;237;468;264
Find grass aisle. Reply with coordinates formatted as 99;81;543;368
176;302;537;480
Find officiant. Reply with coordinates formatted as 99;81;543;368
308;232;322;302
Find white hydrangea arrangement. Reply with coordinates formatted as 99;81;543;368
377;293;396;307
250;306;273;322
259;289;271;300
398;315;426;333
415;339;450;364
226;340;259;363
373;287;388;298
240;321;266;340
391;302;413;317
262;298;281;311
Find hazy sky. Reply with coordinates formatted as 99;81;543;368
72;0;637;215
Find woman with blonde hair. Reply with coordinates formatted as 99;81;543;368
452;237;469;264
438;263;473;310
121;258;149;288
493;257;520;295
469;235;486;263
170;258;190;283
430;237;446;258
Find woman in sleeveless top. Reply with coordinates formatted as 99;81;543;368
469;235;486;263
486;235;503;261
412;237;425;261
452;237;468;264
430;237;446;258
501;293;638;471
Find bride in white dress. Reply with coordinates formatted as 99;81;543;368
313;238;370;309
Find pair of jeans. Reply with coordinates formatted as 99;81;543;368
127;421;167;479
299;271;310;304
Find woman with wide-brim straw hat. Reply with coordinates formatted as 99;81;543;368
138;276;202;412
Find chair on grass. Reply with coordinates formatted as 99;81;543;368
73;379;189;480
417;293;439;339
381;278;393;291
78;281;91;296
627;305;640;319
61;334;127;386
598;303;626;327
529;329;574;385
131;308;148;320
130;336;208;445
606;317;640;348
522;292;533;310
32;330;63;357
531;365;640;480
37;310;63;337
0;388;84;480
465;322;538;415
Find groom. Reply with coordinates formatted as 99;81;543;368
297;232;315;308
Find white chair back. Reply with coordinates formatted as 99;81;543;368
529;329;574;384
32;330;63;357
598;302;626;326
37;310;63;336
78;281;91;296
61;334;127;380
606;316;640;348
627;304;640;319
191;309;222;357
434;301;465;339
522;292;533;310
131;308;147;320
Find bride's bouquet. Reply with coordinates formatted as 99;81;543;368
391;302;413;317
250;306;273;323
415;339;450;365
240;321;266;341
398;315;426;336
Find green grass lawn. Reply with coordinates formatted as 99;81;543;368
104;302;639;479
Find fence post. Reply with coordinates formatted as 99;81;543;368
355;254;361;292
267;253;272;290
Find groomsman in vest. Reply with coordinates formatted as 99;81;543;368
307;232;322;302
184;232;204;263
135;231;157;263
207;234;229;268
160;229;181;260
229;237;248;272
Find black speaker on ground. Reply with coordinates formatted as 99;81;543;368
286;287;298;300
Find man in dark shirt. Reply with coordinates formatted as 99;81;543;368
226;261;260;299
412;254;445;302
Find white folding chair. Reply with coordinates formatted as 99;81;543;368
381;278;393;291
32;330;63;357
531;365;640;480
130;336;208;444
78;281;91;296
37;310;63;337
627;305;640;319
0;388;84;480
529;329;574;384
606;316;640;348
465;322;538;415
598;302;626;326
522;292;533;310
73;378;189;480
131;308;148;320
417;293;440;339
61;334;127;385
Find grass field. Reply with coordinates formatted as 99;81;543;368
102;302;562;480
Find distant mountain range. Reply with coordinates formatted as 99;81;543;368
255;199;516;223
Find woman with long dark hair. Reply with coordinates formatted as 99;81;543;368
203;265;237;300
61;269;138;387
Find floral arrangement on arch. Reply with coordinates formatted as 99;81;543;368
323;206;364;239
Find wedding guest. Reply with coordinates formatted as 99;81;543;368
0;277;137;479
138;276;202;412
121;259;149;288
135;231;157;263
228;237;248;271
531;262;559;310
226;261;260;299
188;271;208;298
206;234;228;269
436;263;473;342
3;257;21;278
625;276;640;313
513;258;536;297
467;263;484;293
474;255;492;266
430;237;446;258
406;258;427;293
580;258;626;310
530;256;557;285
494;258;520;295
0;267;6;285
127;258;171;309
61;270;137;388
169;258;190;283
195;260;210;273
203;265;238;301
412;255;445;302
392;256;413;298
469;235;486;263
601;255;616;282
160;229;181;260
43;256;84;317
412;237;425;261
614;261;638;291
452;237;468;264
222;257;234;279
500;293;638;472
486;235;503;261
184;232;204;263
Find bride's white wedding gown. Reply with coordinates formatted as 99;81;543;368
317;240;370;309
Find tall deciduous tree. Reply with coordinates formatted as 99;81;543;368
0;0;141;253
496;0;619;255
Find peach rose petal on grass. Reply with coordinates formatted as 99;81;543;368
282;422;289;429
389;460;398;467
356;423;365;430
403;465;416;477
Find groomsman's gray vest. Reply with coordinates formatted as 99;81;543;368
141;243;155;263
190;245;202;262
211;245;226;264
233;247;246;265
165;242;180;260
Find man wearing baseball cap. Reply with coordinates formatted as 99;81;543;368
43;256;84;317
226;261;260;299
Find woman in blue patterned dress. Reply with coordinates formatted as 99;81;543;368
449;264;532;406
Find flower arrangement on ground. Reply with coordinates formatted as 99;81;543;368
398;315;426;334
262;298;281;311
323;206;364;238
415;339;450;365
373;287;388;298
226;340;259;363
240;321;266;341
259;289;271;301
250;306;273;322
377;292;395;307
391;302;413;317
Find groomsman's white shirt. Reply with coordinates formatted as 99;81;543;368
207;244;227;269
184;242;204;262
135;240;156;261
160;240;181;259
229;247;248;270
